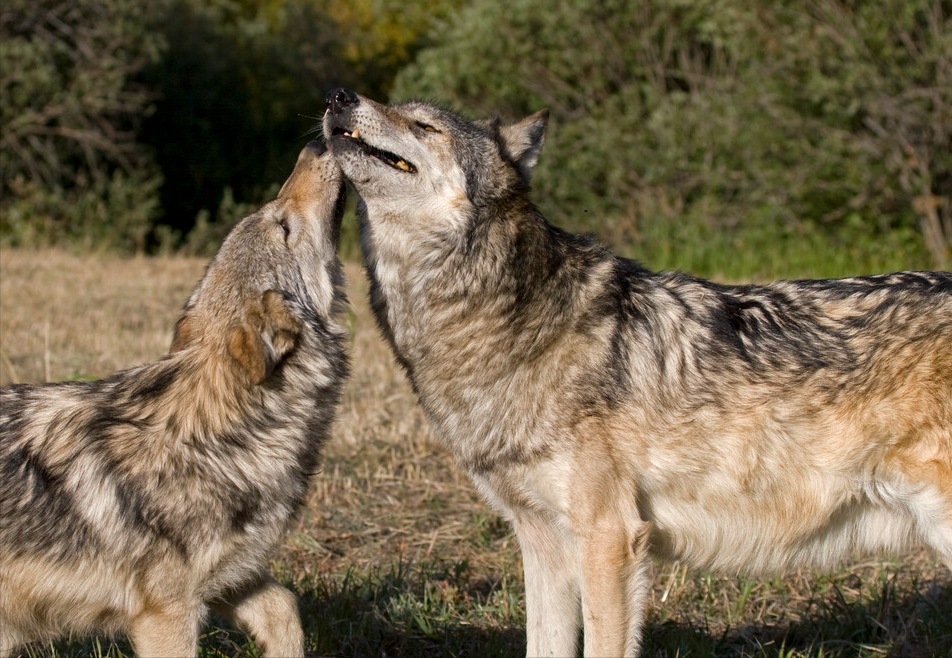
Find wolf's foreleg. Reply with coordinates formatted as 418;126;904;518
580;518;651;657
514;516;581;657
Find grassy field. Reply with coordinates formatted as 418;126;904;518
1;248;949;658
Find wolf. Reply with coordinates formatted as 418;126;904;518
0;141;349;657
323;88;952;657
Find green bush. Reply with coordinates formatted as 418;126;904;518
393;0;951;276
0;0;163;252
1;172;161;253
3;0;949;270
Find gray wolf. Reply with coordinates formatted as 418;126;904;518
323;89;952;657
0;141;349;657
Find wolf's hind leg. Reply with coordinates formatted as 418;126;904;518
514;516;582;658
900;455;952;572
213;573;304;658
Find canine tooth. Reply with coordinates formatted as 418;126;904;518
351;128;360;140
395;160;410;171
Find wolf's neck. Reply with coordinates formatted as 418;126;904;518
362;209;615;468
367;208;596;347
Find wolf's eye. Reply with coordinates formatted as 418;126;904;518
415;121;439;133
278;218;290;239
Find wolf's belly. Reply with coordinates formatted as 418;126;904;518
640;485;917;575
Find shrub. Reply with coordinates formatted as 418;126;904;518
0;0;163;252
393;0;951;274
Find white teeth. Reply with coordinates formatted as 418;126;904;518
351;128;360;140
395;160;410;171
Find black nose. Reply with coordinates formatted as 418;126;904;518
326;88;358;113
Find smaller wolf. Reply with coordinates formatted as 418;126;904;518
0;141;348;657
324;89;952;657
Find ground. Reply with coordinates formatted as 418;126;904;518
1;248;949;657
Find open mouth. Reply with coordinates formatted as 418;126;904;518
331;127;415;173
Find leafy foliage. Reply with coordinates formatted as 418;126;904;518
2;0;949;274
393;0;952;273
133;0;462;243
1;0;451;251
320;0;466;97
0;0;163;251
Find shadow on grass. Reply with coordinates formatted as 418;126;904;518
300;589;524;657
14;565;950;657
297;561;951;657
296;562;525;658
644;574;952;658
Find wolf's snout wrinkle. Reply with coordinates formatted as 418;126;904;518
326;88;358;113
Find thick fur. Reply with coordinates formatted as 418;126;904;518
324;90;952;657
0;141;349;657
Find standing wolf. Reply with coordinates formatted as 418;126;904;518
0;141;349;657
324;89;952;657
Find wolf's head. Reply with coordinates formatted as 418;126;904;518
323;89;547;244
171;141;346;384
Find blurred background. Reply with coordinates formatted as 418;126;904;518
2;0;950;278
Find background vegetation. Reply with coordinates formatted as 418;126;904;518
2;0;950;276
394;0;952;276
1;0;462;255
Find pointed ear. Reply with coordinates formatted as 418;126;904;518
226;290;302;385
498;110;548;181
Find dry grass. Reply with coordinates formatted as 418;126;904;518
0;249;202;385
1;248;949;658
